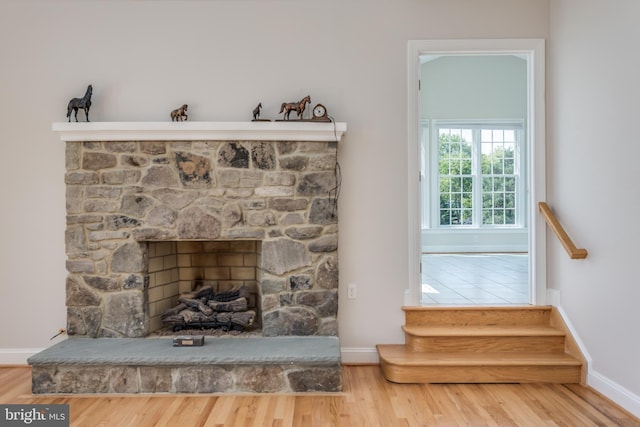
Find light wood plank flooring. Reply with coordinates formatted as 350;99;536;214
2;365;638;426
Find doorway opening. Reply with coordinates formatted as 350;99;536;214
406;39;546;307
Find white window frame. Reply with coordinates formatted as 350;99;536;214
426;120;526;230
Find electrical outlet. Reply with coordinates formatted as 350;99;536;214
347;283;357;299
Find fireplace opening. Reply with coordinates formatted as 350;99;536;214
147;240;262;336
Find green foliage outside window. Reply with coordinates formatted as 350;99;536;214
438;129;518;227
439;133;473;225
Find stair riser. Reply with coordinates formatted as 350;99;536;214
405;335;565;353
380;362;582;384
405;308;551;327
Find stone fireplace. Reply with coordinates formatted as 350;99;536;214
61;122;345;339
28;121;347;394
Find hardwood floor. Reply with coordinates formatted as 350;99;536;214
1;365;638;426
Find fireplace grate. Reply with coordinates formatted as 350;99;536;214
162;285;257;333
171;320;246;333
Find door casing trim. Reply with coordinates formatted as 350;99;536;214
405;38;546;306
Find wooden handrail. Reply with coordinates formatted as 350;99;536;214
538;202;588;259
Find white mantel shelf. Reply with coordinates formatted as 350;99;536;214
52;121;347;143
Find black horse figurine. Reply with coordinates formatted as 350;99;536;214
67;85;92;122
252;102;262;120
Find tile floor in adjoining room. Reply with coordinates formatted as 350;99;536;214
421;253;529;305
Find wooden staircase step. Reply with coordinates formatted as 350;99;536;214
403;306;552;327
405;335;566;353
377;306;585;384
377;345;582;366
377;344;582;384
403;325;566;352
405;335;564;353
403;325;566;337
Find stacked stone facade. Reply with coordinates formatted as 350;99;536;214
64;139;339;338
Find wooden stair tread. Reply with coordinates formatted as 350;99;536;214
402;305;550;312
377;345;582;367
403;325;565;337
402;306;554;327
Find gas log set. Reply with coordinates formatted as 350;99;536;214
161;285;256;332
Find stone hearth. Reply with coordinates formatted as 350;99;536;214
29;121;346;394
29;337;342;393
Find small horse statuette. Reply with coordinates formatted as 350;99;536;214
67;84;92;122
253;103;262;120
171;104;188;121
279;95;310;120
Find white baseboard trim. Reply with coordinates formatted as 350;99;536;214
553;304;593;365
0;348;44;365
551;301;640;418
341;347;379;364
588;370;640;419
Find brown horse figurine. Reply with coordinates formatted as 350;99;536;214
171;104;188;121
279;95;310;120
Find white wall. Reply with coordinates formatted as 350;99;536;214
421;55;527;120
549;0;640;415
0;1;549;364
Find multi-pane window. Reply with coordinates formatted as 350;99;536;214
438;128;473;225
430;123;523;228
481;129;517;226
